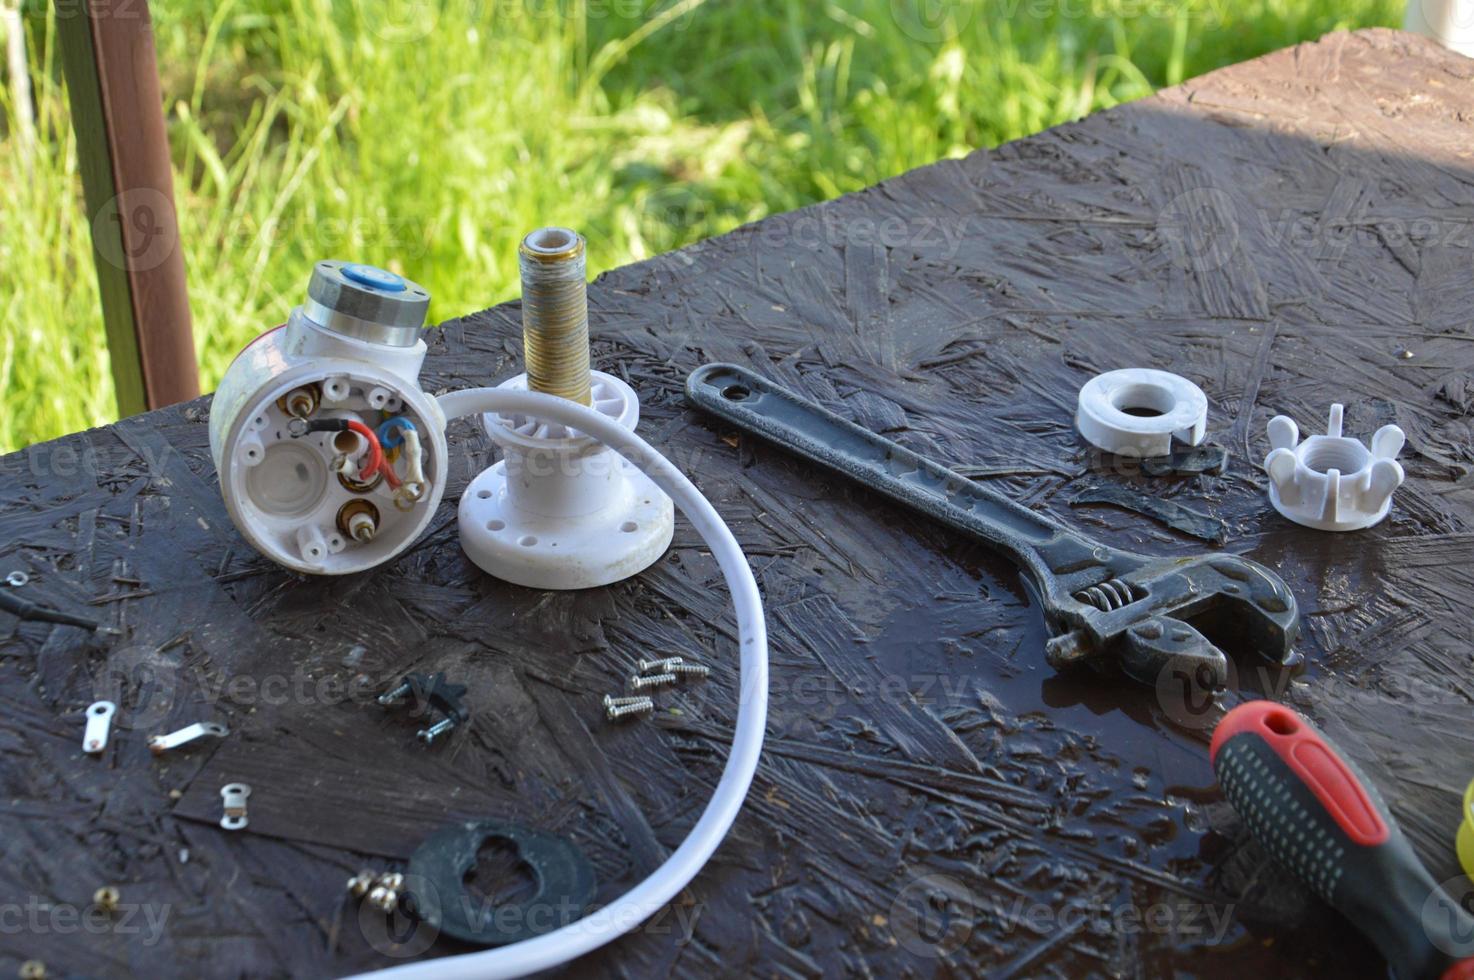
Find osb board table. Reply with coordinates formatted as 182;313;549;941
3;27;1473;979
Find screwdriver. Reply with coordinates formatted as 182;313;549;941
1212;701;1474;979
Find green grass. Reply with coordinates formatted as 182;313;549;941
0;0;1400;452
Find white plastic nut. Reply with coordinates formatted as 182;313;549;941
1263;404;1405;531
1076;368;1208;457
457;371;674;590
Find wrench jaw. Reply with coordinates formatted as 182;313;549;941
1118;617;1228;690
1044;553;1302;691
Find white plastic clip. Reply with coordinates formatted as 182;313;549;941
83;701;116;755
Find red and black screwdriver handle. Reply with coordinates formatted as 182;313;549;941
1212;702;1474;980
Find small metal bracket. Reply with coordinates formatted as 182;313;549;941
83;701;116;754
149;722;229;755
220;783;251;831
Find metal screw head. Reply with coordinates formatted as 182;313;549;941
5;570;28;587
347;871;377;897
637;657;683;674
376;871;405;892
92;887;120;913
602;694;647;710
367;885;399;913
19;961;46;980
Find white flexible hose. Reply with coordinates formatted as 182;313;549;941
348;386;769;980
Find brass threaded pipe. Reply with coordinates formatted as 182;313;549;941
519;227;592;406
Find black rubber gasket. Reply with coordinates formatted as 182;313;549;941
406;820;596;947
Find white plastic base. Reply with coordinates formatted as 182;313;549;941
1264;404;1405;532
456;371;675;589
1076;368;1208;457
459;461;673;589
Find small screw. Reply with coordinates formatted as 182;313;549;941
637;657;682;673
669;663;711;680
368;885;399;913
92;886;120;913
377;680;413;705
628;672;677;692
347;870;377;897
603;694;648;710
606;698;654;722
417;718;458;744
19;961;46;980
376;871;405;892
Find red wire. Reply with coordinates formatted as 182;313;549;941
344;420;400;489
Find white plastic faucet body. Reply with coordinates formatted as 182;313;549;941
456;371;675;589
1263;404;1405;532
208;262;447;574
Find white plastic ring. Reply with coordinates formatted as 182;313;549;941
1076;368;1208;458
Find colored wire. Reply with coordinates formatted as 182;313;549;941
348;387;769;980
344;420;398;489
377;416;416;449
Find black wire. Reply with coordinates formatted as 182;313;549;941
0;588;104;631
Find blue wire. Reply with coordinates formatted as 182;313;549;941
377;416;416;449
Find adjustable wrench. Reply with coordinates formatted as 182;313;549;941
686;363;1301;690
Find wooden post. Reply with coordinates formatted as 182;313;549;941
55;0;198;416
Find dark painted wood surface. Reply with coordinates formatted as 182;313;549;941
4;28;1473;978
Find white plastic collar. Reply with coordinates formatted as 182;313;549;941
1076;368;1208;457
